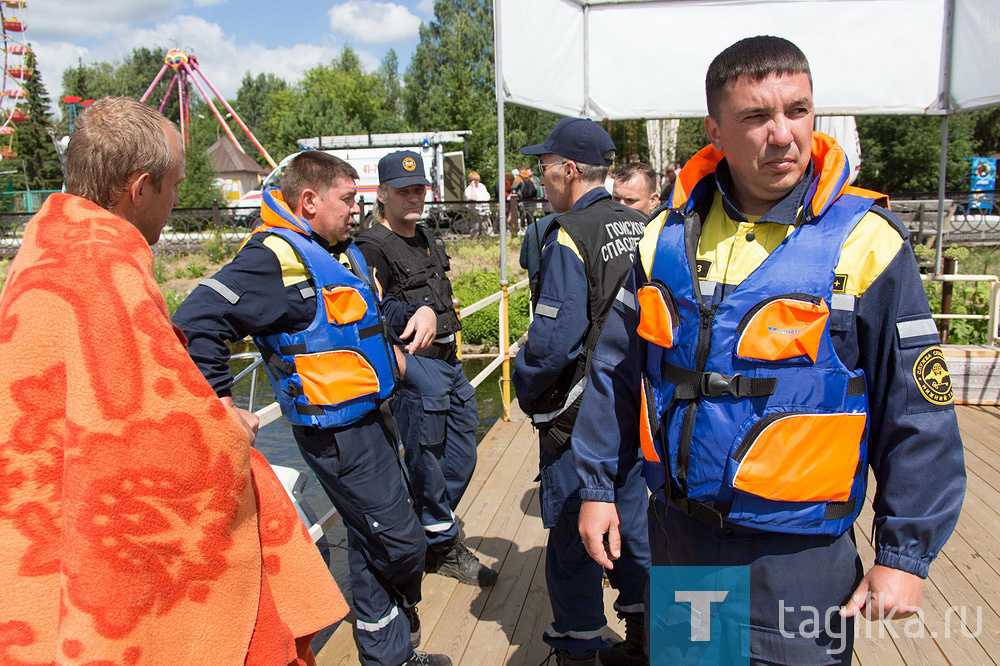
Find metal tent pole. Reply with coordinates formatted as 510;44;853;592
494;0;511;420
935;0;956;276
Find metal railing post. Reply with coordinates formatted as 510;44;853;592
454;298;463;360
991;282;1000;346
500;281;511;421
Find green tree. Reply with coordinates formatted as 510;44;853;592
262;46;404;158
233;71;286;165
178;99;224;208
403;0;554;190
17;50;63;190
856;114;978;194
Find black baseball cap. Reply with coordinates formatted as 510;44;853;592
378;150;431;188
520;118;616;166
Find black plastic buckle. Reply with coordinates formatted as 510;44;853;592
700;371;741;398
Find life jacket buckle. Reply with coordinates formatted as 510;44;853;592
701;371;741;398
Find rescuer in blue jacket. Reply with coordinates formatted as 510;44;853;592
513;118;651;666
574;37;966;664
173;152;451;666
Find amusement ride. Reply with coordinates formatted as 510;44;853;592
140;48;276;168
0;0;30;160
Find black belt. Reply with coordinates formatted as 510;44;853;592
413;340;457;361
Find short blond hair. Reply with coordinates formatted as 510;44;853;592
65;96;180;210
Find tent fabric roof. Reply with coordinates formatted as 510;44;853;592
497;0;1000;120
207;138;269;175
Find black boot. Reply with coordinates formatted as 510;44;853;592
598;617;647;666
431;539;498;587
402;605;421;648
402;650;452;665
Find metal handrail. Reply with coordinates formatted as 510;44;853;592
920;273;1000;345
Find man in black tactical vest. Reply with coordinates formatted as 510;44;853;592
356;151;499;588
512;119;651;666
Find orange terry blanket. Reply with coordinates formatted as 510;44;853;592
0;194;347;665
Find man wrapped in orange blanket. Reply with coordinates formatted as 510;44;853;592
0;97;347;665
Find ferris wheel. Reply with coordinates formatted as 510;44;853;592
0;0;29;160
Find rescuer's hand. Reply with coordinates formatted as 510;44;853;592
402;305;437;354
841;564;924;620
221;396;260;447
579;499;621;569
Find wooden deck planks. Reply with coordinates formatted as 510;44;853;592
320;404;1000;666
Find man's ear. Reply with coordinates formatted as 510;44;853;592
376;187;387;205
300;188;319;216
705;115;723;151
128;172;151;207
650;191;661;209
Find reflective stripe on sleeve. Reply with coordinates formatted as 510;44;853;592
830;293;855;311
199;278;239;305
896;318;938;339
535;303;560;319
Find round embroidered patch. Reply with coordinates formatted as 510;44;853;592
402;157;416;171
913;346;953;405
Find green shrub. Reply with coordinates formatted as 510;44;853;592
452;269;530;348
0;258;9;291
185;263;207;279
204;234;234;264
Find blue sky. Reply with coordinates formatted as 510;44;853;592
28;0;435;103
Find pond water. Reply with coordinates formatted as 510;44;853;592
228;351;507;512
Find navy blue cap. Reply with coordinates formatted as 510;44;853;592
378;150;431;188
520;118;616;166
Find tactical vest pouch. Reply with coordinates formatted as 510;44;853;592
637;281;679;349
735;294;829;363
294;349;380;405
729;411;866;502
639;375;662;463
322;286;368;325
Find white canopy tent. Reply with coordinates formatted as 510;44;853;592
491;0;1000;278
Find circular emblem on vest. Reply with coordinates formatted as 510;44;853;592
402;157;417;171
913;346;953;405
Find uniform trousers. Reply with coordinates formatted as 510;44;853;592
649;499;863;665
393;354;479;548
294;411;425;666
540;443;651;659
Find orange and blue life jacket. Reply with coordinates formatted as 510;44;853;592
638;134;877;536
252;188;397;429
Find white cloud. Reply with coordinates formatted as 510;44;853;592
191;0;227;5
328;1;421;45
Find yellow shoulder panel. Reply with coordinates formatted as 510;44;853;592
557;227;584;262
262;234;309;287
834;211;904;297
638;210;668;277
